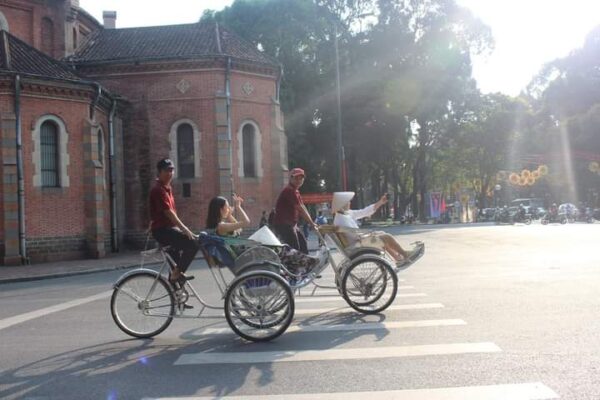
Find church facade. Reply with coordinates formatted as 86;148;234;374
0;0;288;264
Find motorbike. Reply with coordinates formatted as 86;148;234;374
576;208;595;223
494;208;515;225
513;211;532;225
541;212;567;225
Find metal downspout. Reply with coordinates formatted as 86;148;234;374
225;57;234;197
14;74;27;264
108;99;118;252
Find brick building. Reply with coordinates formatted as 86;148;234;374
0;0;288;264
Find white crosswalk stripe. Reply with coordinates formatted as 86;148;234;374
194;318;466;335
172;278;559;399
144;382;558;400
174;342;501;365
294;292;427;303
293;302;444;315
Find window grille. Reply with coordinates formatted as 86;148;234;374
177;123;194;178
242;124;256;177
40;121;59;187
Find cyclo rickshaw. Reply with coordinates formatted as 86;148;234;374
110;225;423;342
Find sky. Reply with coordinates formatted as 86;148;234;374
79;0;600;96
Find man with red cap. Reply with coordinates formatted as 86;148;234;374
272;168;316;254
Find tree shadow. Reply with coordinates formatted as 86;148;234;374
0;336;256;400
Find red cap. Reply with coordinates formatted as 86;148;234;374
290;168;305;177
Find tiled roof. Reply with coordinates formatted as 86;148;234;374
70;22;277;66
0;30;82;81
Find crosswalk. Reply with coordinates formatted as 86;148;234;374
161;271;559;400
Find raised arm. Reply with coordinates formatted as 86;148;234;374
216;194;250;235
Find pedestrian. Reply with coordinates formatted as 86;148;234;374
259;210;268;228
149;158;199;286
272;168;316;254
314;210;328;225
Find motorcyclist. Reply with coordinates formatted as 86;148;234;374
549;203;558;217
518;203;526;220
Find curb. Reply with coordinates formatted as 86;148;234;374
0;262;143;285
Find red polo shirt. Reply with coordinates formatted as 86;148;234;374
149;179;176;230
273;184;303;225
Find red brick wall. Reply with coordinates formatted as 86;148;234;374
91;67;280;232
230;72;279;226
19;95;110;238
0;0;67;57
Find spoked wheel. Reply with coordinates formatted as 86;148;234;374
111;271;175;338
225;271;294;342
341;255;398;314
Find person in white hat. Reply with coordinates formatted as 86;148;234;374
331;192;423;267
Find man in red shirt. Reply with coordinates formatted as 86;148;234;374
149;158;198;284
272;168;316;254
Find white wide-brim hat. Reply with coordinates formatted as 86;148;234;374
332;191;355;213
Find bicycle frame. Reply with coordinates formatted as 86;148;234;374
134;247;227;319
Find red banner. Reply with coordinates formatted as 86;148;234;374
301;193;334;204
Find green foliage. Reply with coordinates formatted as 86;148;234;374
203;0;600;213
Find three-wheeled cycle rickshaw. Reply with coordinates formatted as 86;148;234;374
110;226;424;342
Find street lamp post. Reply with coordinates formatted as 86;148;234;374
333;23;345;191
495;184;502;207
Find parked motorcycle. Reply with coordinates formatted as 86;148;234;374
541;212;568;225
577;207;595;223
494;208;515;225
513;211;532;225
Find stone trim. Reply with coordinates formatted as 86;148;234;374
0;11;9;31
237;120;263;178
168;118;201;179
31;114;70;188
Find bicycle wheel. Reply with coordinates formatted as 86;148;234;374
341;255;397;314
225;270;294;342
111;271;175;338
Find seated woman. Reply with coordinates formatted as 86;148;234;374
205;194;322;276
331;192;423;267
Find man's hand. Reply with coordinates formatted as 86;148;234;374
376;193;389;208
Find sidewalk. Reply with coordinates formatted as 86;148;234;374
0;250;146;284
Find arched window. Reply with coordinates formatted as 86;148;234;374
41;17;54;56
40;121;59;187
242;124;256;177
0;11;9;31
32;115;70;188
177;123;194;178
238;121;263;178
169;119;200;179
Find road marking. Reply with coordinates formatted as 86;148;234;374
174;342;501;365
294;302;444;315
195;319;466;335
294;293;426;303
0;290;111;331
144;382;558;400
298;286;414;297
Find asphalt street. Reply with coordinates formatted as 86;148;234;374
1;222;599;399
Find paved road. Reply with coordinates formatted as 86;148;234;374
1;223;599;399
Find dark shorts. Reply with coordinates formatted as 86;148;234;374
152;227;199;272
